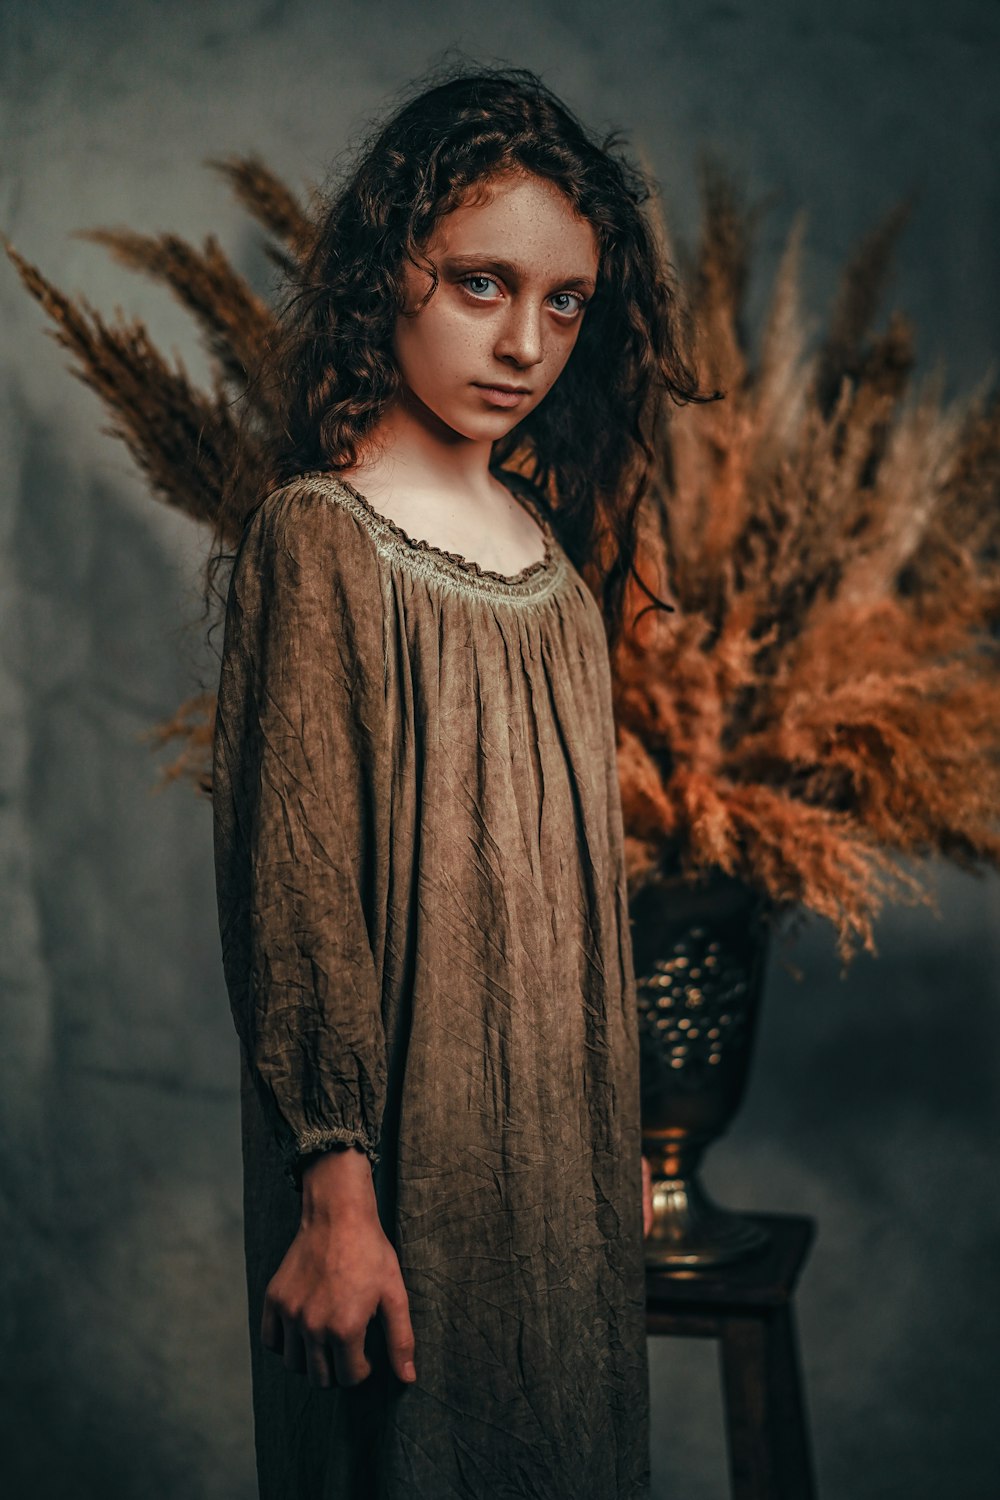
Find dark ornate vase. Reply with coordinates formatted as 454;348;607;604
629;863;774;1269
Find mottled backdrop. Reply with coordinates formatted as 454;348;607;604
2;2;998;1497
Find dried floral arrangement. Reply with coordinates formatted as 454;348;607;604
5;154;1000;968
612;172;1000;964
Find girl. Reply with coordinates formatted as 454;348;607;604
211;62;713;1500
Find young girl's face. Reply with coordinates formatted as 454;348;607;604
392;170;599;442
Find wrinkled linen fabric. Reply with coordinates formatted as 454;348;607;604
212;465;651;1499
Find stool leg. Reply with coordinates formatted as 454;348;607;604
718;1310;818;1500
763;1304;818;1499
718;1316;771;1500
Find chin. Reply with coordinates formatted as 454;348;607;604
440;407;526;440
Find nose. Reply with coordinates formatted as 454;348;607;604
493;300;545;370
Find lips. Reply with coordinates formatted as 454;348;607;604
472;383;531;409
475;383;531;394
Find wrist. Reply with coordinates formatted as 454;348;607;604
300;1144;377;1219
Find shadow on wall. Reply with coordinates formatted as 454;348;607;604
2;413;256;1498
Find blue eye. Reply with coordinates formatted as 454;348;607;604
461;274;500;298
550;292;587;315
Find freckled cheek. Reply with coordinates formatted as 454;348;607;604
533;345;572;399
412;309;485;383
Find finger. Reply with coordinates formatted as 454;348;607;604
261;1298;284;1355
303;1336;335;1390
281;1319;308;1375
379;1284;417;1383
332;1332;373;1388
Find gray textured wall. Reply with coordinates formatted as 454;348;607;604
2;2;998;1497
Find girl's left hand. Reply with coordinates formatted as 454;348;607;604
641;1155;653;1239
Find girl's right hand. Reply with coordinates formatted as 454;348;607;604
260;1147;417;1390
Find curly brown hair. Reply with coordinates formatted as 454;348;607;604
210;59;721;655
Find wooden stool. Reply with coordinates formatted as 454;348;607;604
645;1212;819;1499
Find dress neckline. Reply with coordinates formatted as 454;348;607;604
290;465;567;604
319;466;554;584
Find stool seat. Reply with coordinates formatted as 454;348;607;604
646;1212;819;1499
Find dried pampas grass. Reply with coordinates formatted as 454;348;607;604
6;152;999;967
614;157;1000;964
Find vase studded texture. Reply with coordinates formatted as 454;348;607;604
630;866;774;1269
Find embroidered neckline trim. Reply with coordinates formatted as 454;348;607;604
284;468;570;605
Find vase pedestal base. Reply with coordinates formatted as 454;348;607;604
645;1172;772;1270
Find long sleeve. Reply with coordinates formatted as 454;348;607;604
211;482;388;1192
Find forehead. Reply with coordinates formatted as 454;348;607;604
430;172;600;274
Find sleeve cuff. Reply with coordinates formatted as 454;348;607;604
281;1125;381;1193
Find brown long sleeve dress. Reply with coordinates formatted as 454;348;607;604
211;463;651;1500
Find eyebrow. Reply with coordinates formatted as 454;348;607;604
443;253;597;294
